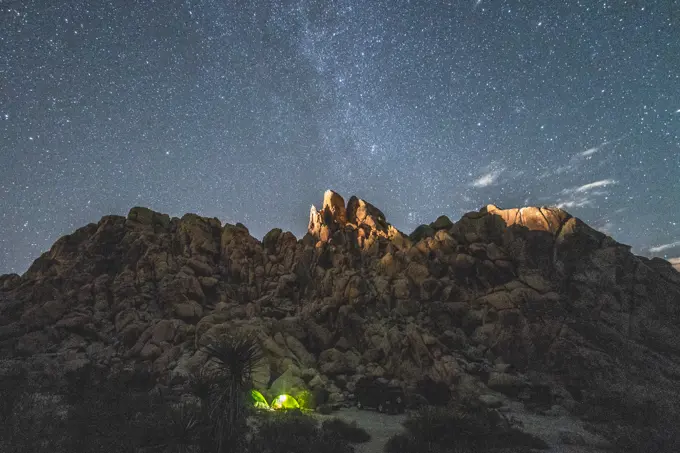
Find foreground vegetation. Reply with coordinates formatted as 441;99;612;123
384;404;549;453
4;368;680;453
2;332;679;453
0;379;361;453
574;384;680;453
0;332;369;453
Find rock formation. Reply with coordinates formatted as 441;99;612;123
670;257;680;272
1;190;680;415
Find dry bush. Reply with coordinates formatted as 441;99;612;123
576;385;680;453
321;418;371;443
385;405;548;453
250;411;354;453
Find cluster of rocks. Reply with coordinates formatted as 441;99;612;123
1;190;680;415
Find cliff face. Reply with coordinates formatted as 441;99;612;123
1;190;680;411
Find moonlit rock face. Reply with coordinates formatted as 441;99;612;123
307;190;404;250
670;258;680;272
322;190;347;225
485;204;571;234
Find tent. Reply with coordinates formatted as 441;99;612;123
270;394;300;410
249;389;270;409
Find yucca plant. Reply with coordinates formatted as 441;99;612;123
140;401;204;453
201;330;265;453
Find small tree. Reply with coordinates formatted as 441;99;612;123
201;330;265;453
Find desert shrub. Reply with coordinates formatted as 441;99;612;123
385;405;548;453
2;362;253;453
321;418;371;443
200;331;266;453
384;433;536;453
61;376;153;452
0;364;35;451
415;376;451;406
317;403;333;414
575;386;658;426
0;363;29;424
1;391;70;453
402;406;469;444
494;429;551;451
251;411;354;453
63;377;215;453
574;384;680;453
0;363;75;452
610;425;680;453
384;432;451;453
135;401;208;453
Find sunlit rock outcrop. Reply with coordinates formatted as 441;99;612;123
307;189;408;251
670;257;680;272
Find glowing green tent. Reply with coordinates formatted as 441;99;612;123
249;389;270;409
271;394;300;410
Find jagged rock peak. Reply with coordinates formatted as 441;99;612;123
346;196;388;231
308;190;406;249
309;190;379;235
322;189;347;224
308;190;347;239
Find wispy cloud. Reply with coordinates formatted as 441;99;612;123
597;221;615;235
555;197;594;209
554;179;617;210
571;179;617;193
579;146;601;157
471;166;504;188
574;135;628;160
537;164;574;180
649;241;680;253
575;141;609;160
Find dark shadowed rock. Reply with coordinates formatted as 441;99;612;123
431;215;453;230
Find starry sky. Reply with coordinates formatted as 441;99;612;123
1;0;679;275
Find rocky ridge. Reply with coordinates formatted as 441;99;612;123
1;190;680;420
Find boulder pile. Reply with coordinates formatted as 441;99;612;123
2;189;680;413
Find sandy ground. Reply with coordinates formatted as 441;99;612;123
313;406;407;453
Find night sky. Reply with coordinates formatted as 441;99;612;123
2;0;679;275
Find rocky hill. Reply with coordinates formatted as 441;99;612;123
1;189;680;417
